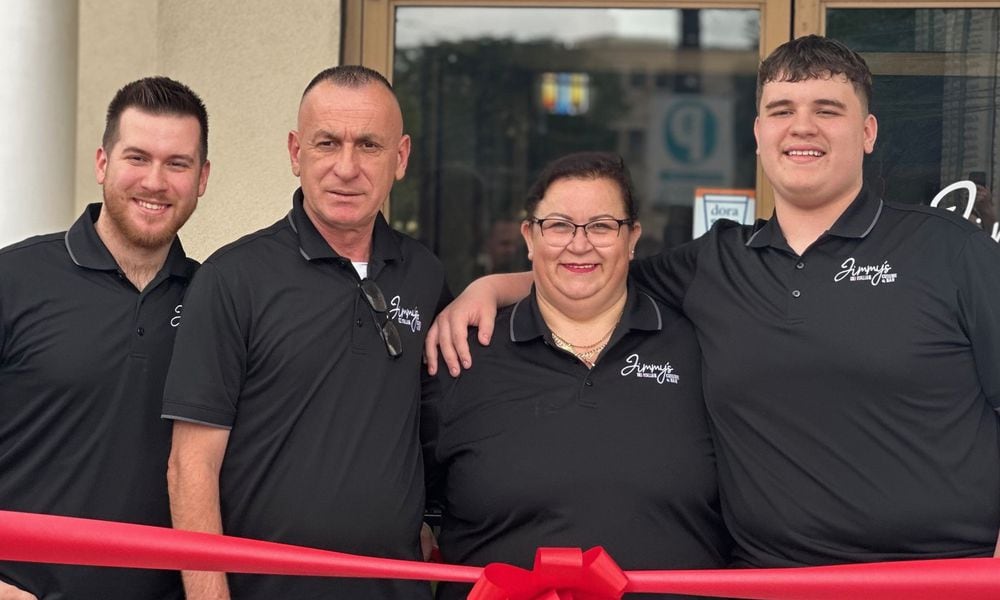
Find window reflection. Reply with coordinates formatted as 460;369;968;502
393;7;759;289
829;8;1000;236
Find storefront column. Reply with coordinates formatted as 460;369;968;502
0;0;78;247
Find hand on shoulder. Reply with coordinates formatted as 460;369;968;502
425;272;531;376
0;581;37;600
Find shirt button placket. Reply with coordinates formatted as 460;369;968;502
131;297;145;352
578;376;599;408
351;297;369;352
788;258;807;321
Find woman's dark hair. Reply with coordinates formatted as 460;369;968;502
524;151;637;221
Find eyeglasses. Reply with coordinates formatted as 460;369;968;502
530;217;633;248
359;279;403;357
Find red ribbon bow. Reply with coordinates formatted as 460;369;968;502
468;547;628;600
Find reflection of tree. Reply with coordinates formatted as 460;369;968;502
393;38;628;289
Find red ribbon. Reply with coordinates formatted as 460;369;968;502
623;557;1000;600
1;510;999;599
0;510;479;582
468;547;627;600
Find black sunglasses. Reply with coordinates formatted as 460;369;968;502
359;279;403;358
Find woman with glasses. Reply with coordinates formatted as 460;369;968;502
426;152;730;599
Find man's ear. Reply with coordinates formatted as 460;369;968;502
95;146;109;184
288;130;302;177
395;134;412;180
863;113;878;155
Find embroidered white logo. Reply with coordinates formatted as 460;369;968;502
170;304;183;327
833;257;897;286
388;295;422;332
620;353;679;384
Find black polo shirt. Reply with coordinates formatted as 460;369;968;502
632;186;1000;567
162;189;447;600
0;204;190;599
428;283;730;600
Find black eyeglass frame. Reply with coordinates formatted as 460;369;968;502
529;217;634;247
359;278;403;358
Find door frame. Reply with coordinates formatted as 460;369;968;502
795;0;1000;37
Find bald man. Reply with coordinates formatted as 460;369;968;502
163;66;448;600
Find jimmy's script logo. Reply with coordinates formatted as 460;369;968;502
620;353;679;384
389;296;422;332
833;257;897;286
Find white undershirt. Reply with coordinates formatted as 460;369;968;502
352;262;368;279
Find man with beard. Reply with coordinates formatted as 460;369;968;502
0;77;210;600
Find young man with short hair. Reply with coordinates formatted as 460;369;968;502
0;76;210;600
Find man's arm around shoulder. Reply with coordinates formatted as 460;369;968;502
167;421;232;600
424;272;532;376
0;581;36;600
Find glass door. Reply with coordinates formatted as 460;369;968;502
798;0;1000;241
346;0;790;289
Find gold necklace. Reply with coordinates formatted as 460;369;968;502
552;335;608;368
550;310;622;367
551;320;617;350
551;329;611;356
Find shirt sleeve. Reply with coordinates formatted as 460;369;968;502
629;236;704;310
0;295;6;361
0;261;11;361
421;368;453;509
955;232;1000;409
422;276;455;507
435;279;455;315
161;261;247;427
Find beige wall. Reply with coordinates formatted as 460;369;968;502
76;0;342;261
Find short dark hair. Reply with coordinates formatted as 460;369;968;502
302;65;394;99
524;152;638;221
103;76;208;163
757;35;873;112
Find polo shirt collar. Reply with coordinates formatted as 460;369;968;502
746;185;883;249
286;187;403;266
745;216;782;249
64;203;194;279
825;185;883;239
509;280;664;345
